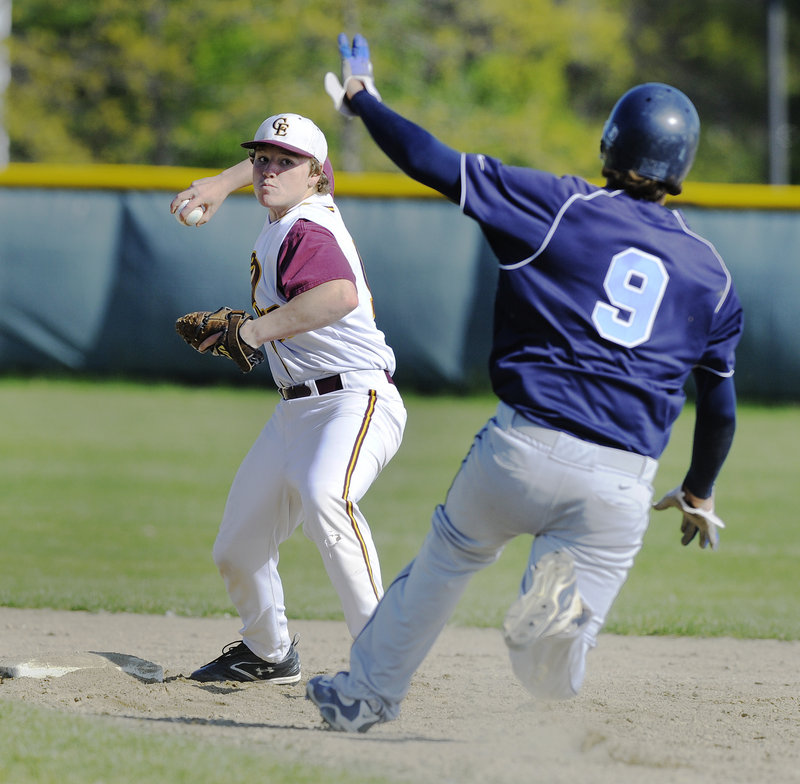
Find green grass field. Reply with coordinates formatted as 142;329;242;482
1;376;799;783
1;375;798;638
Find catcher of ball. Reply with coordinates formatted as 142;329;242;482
175;307;264;373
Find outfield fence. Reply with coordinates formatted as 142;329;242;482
1;164;799;399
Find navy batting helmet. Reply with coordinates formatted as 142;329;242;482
600;83;700;195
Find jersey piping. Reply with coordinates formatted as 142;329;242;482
496;189;623;271
465;165;733;319
671;210;732;313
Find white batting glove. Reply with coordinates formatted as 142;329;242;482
325;33;382;117
653;486;726;551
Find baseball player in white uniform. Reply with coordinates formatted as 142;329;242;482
173;113;406;683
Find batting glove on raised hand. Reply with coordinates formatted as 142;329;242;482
653;486;726;551
324;33;382;117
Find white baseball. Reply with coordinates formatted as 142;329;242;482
175;199;205;226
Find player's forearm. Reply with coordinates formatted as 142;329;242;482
683;372;737;498
172;159;253;224
348;90;461;201
194;159;252;201
216;159;254;192
241;279;359;347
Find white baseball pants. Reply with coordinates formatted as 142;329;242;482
212;371;406;661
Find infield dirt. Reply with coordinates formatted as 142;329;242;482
1;606;798;783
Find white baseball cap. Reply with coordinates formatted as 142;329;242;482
241;113;328;164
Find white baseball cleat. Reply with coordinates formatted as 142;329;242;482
503;550;583;649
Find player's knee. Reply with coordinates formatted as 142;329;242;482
299;478;343;514
509;651;582;700
525;678;581;701
430;505;500;566
212;537;236;573
507;640;584;701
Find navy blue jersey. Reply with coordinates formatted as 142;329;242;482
460;156;743;458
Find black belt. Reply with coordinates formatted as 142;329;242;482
280;371;394;400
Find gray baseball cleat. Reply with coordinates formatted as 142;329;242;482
306;674;386;733
503;550;583;649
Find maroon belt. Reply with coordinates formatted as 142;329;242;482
280;371;394;400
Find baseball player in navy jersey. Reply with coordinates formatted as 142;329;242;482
306;35;743;731
172;112;406;683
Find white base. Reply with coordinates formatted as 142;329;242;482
0;652;163;682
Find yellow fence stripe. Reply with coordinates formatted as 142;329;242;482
2;163;799;209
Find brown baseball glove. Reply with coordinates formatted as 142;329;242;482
175;307;264;373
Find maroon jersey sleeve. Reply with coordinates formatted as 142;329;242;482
277;220;356;300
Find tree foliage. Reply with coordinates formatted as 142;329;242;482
6;0;799;182
349;0;634;177
622;0;799;183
